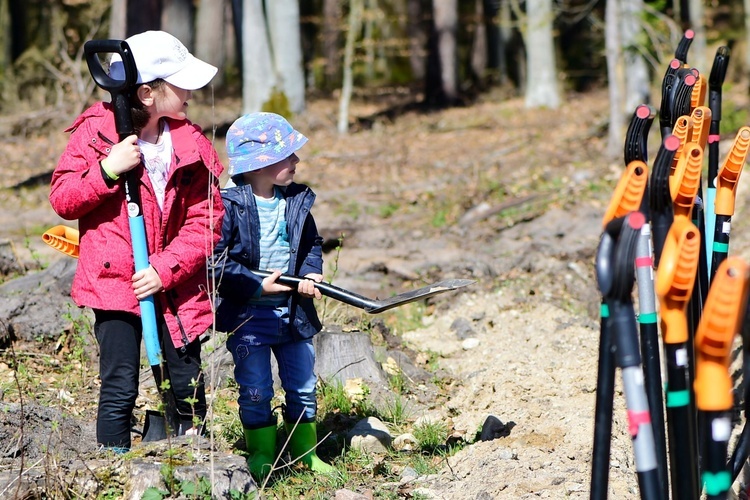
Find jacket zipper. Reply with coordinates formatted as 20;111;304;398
162;175;189;351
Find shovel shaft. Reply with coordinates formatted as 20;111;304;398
590;302;616;500
129;215;160;366
250;270;474;314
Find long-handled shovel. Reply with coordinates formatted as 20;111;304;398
695;257;749;500
655;216;701;499
688;106;712;308
596;211;661;500
83;40;179;441
250;270;474;314
705;47;731;283
621;105;671;499
592;162;649;500
710;127;750;281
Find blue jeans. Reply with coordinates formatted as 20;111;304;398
226;305;317;429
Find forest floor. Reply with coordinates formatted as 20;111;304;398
2;84;750;498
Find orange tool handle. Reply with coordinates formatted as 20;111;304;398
670;115;693;174
690;73;707;109
655;216;700;344
715;126;750;216
694;256;750;410
602;160;649;227
671;142;704;218
42;225;80;259
688;105;711;150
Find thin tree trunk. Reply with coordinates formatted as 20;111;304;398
0;0;10;74
433;0;459;102
406;0;425;80
322;0;342;89
338;0;363;134
127;0;161;37
109;0;127;40
620;0;649;110
471;0;488;83
524;0;559;108
498;0;513;85
688;0;705;76
606;0;623;158
162;0;195;50
266;0;305;113
196;0;226;86
242;0;275;113
364;0;375;81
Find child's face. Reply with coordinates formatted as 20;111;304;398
260;153;299;187
151;82;192;121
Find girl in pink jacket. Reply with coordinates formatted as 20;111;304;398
49;31;224;451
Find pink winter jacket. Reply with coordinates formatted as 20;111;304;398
49;102;224;348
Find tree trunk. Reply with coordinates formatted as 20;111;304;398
322;0;342;89
406;0;425;81
433;0;459;102
0;0;10;74
338;0;363;133
266;0;305;114
127;0;161;37
230;0;242;74
523;0;559;108
688;0;705;75
161;0;195;50
620;0;649;111
196;0;227;87
471;0;488;84
241;0;275;113
108;0;127;40
605;0;624;159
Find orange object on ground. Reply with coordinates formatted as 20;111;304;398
42;225;80;258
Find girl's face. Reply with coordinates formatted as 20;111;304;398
149;82;192;121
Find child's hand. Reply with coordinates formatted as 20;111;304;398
102;134;141;176
299;273;323;300
261;269;293;295
132;265;164;300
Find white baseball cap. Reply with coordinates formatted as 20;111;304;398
109;30;217;90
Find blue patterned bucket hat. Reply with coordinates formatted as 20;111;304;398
226;112;308;177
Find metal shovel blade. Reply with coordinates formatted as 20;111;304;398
361;279;476;313
251;270;475;314
142;410;168;442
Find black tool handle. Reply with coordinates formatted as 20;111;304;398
251;270;380;310
84;40;137;141
83;39;142;215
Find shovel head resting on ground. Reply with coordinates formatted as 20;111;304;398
251;270;475;314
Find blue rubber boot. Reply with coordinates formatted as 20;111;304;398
284;421;335;474
244;425;277;482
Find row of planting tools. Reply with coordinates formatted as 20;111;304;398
592;31;750;500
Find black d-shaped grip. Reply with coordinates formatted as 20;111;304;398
84;39;137;141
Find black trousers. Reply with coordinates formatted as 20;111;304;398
93;309;206;448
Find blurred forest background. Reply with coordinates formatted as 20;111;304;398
0;0;746;155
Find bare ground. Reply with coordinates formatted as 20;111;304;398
5;86;750;497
